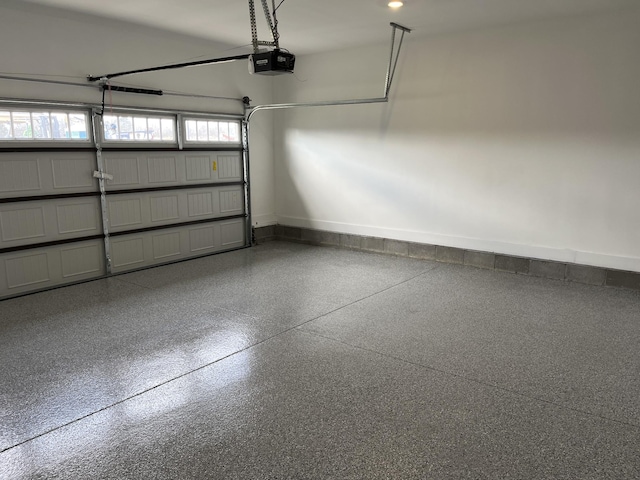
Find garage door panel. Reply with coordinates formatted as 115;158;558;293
110;220;245;274
108;198;144;229
185;155;213;182
107;186;243;233
111;236;146;269
152;232;181;260
220;220;245;248
187;191;217;218
150;194;180;222
0;152;97;199
51;157;95;189
0;239;105;298
4;252;50;289
189;224;218;252
104;151;241;190
60;243;103;278
0;197;101;249
147;155;178;184
0;157;41;195
105;156;141;187
219;188;244;214
0;206;45;243
56;201;101;235
217;154;243;180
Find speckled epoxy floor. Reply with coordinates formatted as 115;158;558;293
1;241;639;479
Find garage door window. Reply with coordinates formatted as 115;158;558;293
183;118;240;144
102;114;176;143
0;109;89;141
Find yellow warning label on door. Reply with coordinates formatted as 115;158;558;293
213;161;217;171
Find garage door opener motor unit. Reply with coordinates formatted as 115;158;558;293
249;49;295;75
247;0;295;75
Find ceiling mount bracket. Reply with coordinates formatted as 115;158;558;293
385;22;412;97
248;0;281;54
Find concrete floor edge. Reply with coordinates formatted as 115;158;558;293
253;225;640;291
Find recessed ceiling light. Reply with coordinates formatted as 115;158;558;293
388;1;404;8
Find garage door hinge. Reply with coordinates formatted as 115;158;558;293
93;170;114;181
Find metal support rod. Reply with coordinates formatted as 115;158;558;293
384;24;397;98
0;74;97;90
0;98;244;118
102;85;163;96
248;97;388;121
87;54;251;82
0;75;244;104
386;30;407;97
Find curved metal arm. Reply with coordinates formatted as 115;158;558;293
246;22;411;122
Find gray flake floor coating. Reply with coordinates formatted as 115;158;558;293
0;242;638;479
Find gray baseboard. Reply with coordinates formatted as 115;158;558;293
252;225;640;291
252;224;277;244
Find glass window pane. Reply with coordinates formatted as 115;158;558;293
12;112;32;139
196;121;208;141
229;122;240;142
104;115;118;139
118;116;133;140
133;117;148;140
160;118;175;141
31;112;50;139
69;113;88;139
185;120;197;141
219;122;230;142
147;118;160;141
51;112;70;139
0;111;11;139
207;121;219;141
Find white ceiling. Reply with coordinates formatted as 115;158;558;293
23;0;638;54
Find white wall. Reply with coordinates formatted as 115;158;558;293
274;8;640;272
0;0;277;227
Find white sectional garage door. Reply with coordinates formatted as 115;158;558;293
103;150;245;273
0;104;249;299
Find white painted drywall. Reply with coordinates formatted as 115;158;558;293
0;0;277;227
273;8;640;272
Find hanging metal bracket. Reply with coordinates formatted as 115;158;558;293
385;22;412;97
248;0;281;54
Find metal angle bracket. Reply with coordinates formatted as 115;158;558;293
385;22;412;98
93;170;114;181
